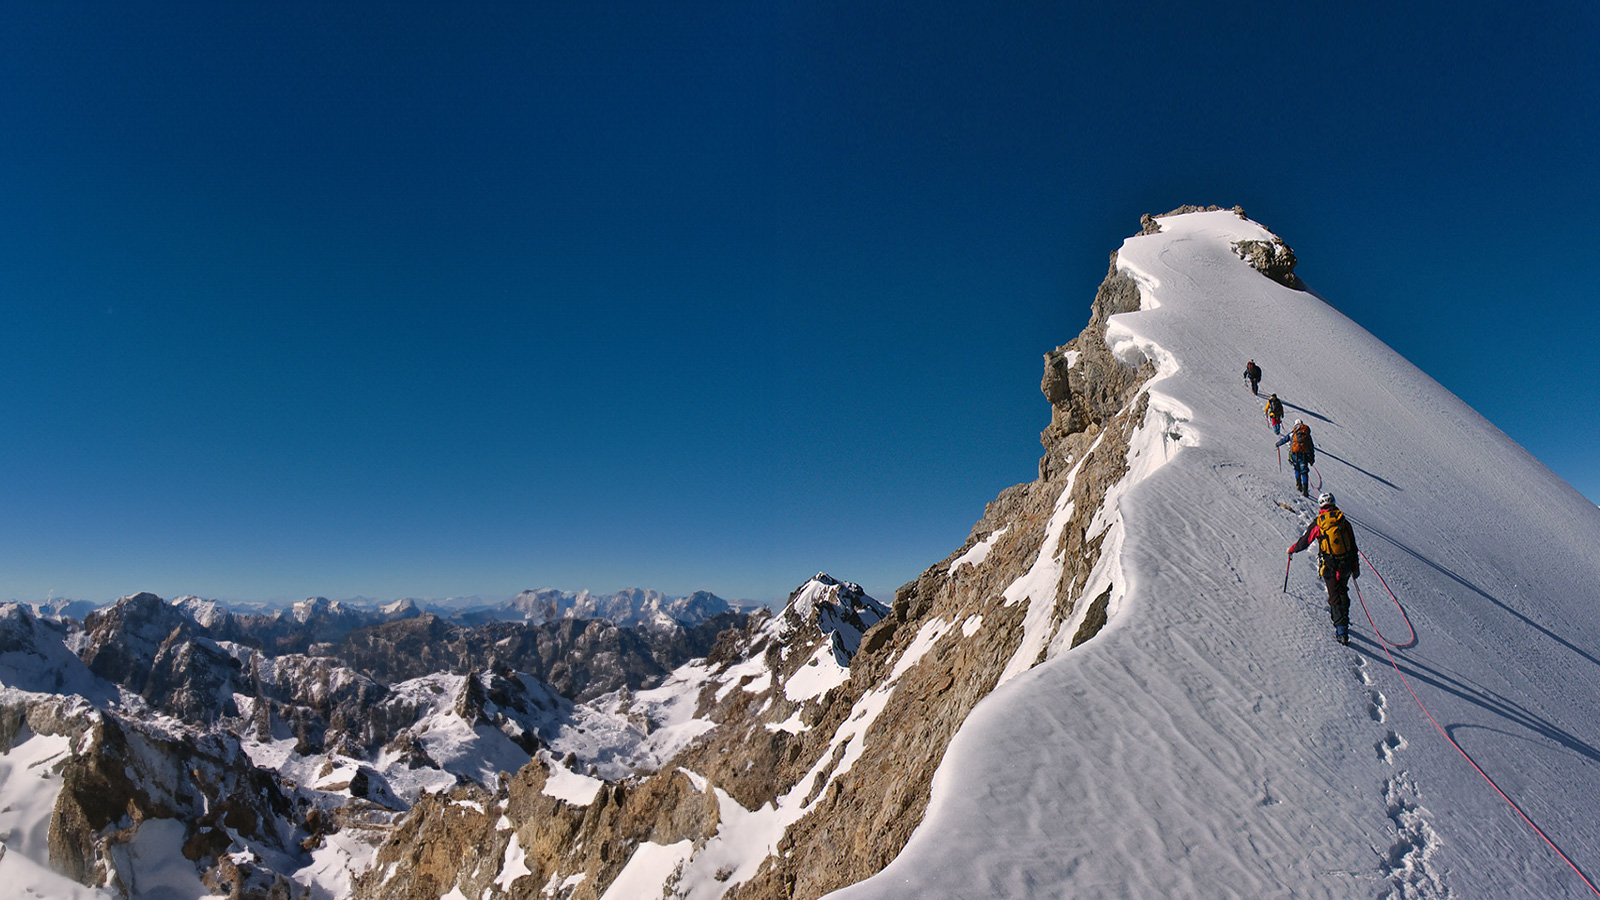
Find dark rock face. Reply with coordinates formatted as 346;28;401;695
79;593;244;722
325;615;655;701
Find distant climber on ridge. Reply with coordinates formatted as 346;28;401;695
1288;492;1361;644
1276;419;1315;497
1264;393;1283;434
1243;359;1262;395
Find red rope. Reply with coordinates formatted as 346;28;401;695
1354;549;1414;647
1355;551;1599;896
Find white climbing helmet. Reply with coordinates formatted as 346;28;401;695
1319;492;1336;509
1294;418;1303;427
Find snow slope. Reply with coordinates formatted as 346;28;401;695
831;211;1600;898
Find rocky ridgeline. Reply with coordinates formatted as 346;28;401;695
344;210;1261;900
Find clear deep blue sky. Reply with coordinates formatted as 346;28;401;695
3;2;1596;607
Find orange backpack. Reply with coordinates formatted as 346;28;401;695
1290;424;1312;457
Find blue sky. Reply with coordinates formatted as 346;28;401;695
2;2;1596;607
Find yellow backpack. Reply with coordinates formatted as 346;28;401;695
1317;509;1353;558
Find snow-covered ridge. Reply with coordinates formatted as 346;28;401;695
832;209;1600;899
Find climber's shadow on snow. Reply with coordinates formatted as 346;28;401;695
1317;450;1401;492
1350;515;1600;674
1279;401;1335;425
1347;635;1600;765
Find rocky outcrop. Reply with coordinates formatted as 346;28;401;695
1037;253;1155;480
1232;236;1301;288
355;760;721;900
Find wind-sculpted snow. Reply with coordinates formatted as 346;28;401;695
830;210;1600;899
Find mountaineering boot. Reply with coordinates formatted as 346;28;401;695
1336;625;1349;645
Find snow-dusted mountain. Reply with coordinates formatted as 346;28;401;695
460;587;740;633
6;207;1598;899
0;582;756;898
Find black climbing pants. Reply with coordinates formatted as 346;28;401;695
1323;571;1352;629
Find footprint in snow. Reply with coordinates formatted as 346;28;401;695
1375;730;1406;763
1367;690;1388;724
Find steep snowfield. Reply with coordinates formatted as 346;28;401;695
832;211;1600;899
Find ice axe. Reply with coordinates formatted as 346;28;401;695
1282;553;1292;593
1276;443;1282;471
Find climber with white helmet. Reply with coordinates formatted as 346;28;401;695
1288;492;1361;644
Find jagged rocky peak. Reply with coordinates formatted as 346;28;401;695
780;573;889;665
663;589;734;626
78;591;244;722
44;706;302;896
81;591;193;662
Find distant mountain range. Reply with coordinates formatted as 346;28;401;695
20;587;768;633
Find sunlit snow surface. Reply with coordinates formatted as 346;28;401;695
829;211;1600;899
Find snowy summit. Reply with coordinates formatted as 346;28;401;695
831;209;1600;899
